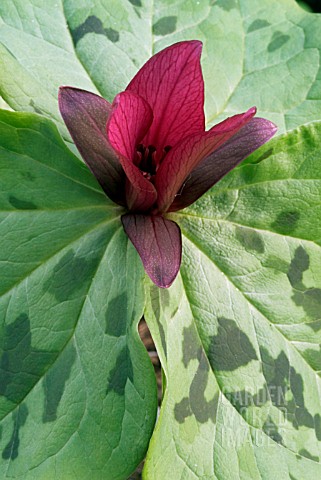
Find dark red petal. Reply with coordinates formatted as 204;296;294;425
122;214;182;288
107;91;157;211
58;86;125;205
126;40;205;152
169;117;277;211
155;108;257;213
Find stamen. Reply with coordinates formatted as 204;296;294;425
135;144;172;176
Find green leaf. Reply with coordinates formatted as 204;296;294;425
144;122;321;479
1;0;321;136
0;110;157;479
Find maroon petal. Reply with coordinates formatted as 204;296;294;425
126;40;205;153
122;214;182;288
170;117;277;211
155;108;257;213
58;87;125;205
107;91;157;211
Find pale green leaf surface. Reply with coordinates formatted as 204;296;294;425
0;0;321;137
144;122;321;479
0;110;157;479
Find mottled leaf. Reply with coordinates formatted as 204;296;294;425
144;122;321;479
0;111;157;479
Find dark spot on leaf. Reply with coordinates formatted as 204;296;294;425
258;348;314;429
157;320;167;358
272;210;300;235
152;16;177;36
43;249;101;303
104;28;119;43
288;246;309;289
2;405;28;460
292;288;321;326
175;353;219;424
258;349;289;406
226;348;315;433
71;15;119;44
247;19;271;33
174;397;191;423
42;343;76;422
298;449;319;462
0;314;56;404
288;366;314;428
150;287;169;357
182;325;201;368
29;99;42;114
235;226;265;254
208;317;257;371
178;327;218;424
9;196;37;210
262;416;283;444
129;0;142;6
105;293;128;337
71;16;103;43
268;31;290;52
213;0;236;10
106;345;133;395
189;352;218;423
287;247;321;326
314;414;321;441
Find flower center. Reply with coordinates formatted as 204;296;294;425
136;144;172;180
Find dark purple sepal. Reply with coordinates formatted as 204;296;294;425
58;86;126;206
122;214;182;288
155;108;257;213
169;117;277;211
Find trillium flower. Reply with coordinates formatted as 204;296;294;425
59;40;277;288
